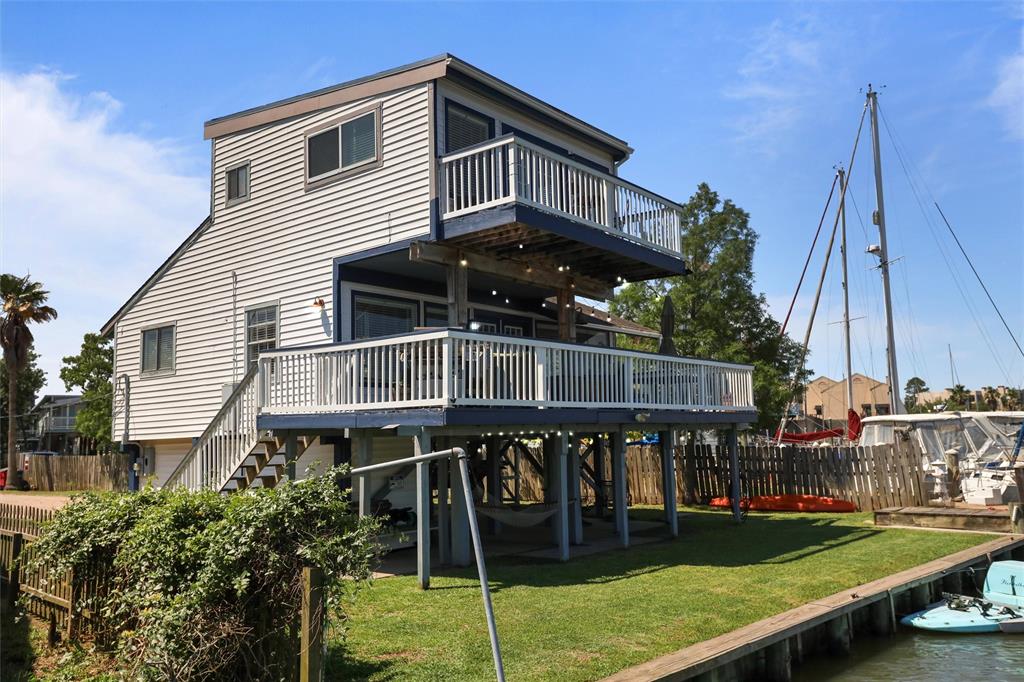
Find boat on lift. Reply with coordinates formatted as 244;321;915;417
902;560;1024;634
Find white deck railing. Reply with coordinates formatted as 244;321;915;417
440;135;684;258
259;330;754;414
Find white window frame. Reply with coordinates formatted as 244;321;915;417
304;103;383;188
245;303;279;369
140;323;176;377
225;160;251;206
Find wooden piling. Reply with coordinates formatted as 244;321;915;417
764;639;791;682
299;567;324;682
825;614;851;656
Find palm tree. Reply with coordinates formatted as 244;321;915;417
1;275;57;489
981;386;1000;411
946;384;971;411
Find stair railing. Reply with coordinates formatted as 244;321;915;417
163;363;262;491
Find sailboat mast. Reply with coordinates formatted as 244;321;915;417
867;85;903;414
839;168;854;414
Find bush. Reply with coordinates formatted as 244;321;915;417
29;467;381;680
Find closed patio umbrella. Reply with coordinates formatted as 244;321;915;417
658;296;677;356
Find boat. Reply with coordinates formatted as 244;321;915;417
901;560;1024;633
708;494;857;513
859;411;1024;505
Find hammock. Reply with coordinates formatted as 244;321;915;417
473;504;559;528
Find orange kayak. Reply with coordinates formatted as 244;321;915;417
709;494;857;513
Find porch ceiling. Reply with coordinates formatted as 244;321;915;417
439;204;690;285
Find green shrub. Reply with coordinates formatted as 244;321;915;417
29;467;381;680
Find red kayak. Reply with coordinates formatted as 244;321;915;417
709;494;857;513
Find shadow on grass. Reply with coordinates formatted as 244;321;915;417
0;590;35;681
325;640;395;681
414;509;882;592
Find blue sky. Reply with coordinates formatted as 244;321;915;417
1;1;1021;396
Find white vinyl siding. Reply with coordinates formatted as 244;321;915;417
113;84;431;441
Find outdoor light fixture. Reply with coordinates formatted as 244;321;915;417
491;290;497;296
312;297;326;309
470;321;482;331
459;258;468;267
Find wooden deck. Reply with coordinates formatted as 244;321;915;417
601;535;1024;682
874;505;1012;533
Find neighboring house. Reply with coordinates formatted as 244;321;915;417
802;374;893;426
21;395;84;454
102;54;755;586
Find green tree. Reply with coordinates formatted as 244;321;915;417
1002;388;1022;411
1;274;57;488
980;386;1001;411
0;349;46;460
904;376;928;412
610;183;808;431
60;333;114;451
945;384;972;411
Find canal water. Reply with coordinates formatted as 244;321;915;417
793;631;1024;681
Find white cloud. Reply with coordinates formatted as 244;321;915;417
987;49;1024;139
723;16;830;153
0;70;208;393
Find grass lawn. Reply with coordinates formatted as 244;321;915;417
328;507;995;681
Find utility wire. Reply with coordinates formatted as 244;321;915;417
934;202;1024;361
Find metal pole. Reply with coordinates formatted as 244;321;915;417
349;447;505;682
867;86;902;414
455;450;506;682
839;168;854;415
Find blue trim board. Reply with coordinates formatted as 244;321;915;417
258;407;755;431
441;204;690;278
332;238;417;266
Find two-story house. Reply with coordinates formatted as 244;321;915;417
102;55;755;587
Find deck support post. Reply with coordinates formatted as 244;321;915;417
728;425;741;523
285;434;298;481
568;433;583;545
552;431;570;561
660;429;679;537
486;436;502;535
764;638;792;682
354;434;372;519
557;288;576;342
450;438;472;567
593;433;607;518
612;428;629;548
414;429;432;589
446;263;469;328
437;437;451;566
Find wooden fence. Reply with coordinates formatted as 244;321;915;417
0;502;114;644
24;453;131;492
516;441;927;512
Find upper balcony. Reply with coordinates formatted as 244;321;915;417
437;135;689;285
38;414;77;433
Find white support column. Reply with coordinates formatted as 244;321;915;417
486;436;502;535
414;429;432;589
660;429;679;537
728;425;741;524
354;433;372;519
436;437;451;566
568;433;583;545
612;428;629;548
450;439;472;567
554;431;570;561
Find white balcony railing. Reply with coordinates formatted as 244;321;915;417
258;330;754;415
38;415;77;433
440;135;684;258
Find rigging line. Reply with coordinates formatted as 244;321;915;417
780;171;840;337
779;107;868;440
934;202;1024;361
876;101;1016;384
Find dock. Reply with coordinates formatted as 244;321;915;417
602;535;1024;682
874;505;1014;533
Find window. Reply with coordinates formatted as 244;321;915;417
446;101;493;153
861;404;873;417
424;303;448;328
353;294;417;339
470;321;498;334
226;162;249;204
246;305;278;368
502;325;524;337
141;325;174;374
306;108;380;183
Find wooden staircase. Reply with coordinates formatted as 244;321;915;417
164;365;313;493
